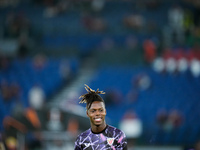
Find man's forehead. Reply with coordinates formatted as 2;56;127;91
90;101;105;109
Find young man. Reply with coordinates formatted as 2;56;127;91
74;84;127;150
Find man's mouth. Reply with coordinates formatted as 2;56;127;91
94;118;102;122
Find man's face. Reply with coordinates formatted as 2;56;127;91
87;101;106;126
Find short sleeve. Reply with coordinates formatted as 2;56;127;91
116;131;128;150
74;136;82;150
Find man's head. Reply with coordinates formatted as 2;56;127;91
79;84;106;127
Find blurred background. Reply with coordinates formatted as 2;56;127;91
0;0;200;149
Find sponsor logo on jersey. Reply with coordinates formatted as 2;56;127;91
107;138;115;146
84;143;90;147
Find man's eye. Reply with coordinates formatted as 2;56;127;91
100;109;103;112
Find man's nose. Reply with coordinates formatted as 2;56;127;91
96;110;100;115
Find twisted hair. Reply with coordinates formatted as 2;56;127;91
79;84;105;110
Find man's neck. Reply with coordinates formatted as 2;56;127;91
91;122;107;133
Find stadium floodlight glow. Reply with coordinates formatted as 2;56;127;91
190;59;200;78
152;57;165;73
165;58;177;74
177;58;188;73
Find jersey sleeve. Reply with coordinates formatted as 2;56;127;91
74;136;82;150
116;131;128;150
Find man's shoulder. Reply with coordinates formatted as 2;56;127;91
106;125;125;135
77;128;91;139
107;125;122;131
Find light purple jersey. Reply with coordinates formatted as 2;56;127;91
74;125;127;150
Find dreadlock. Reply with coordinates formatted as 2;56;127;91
79;84;105;110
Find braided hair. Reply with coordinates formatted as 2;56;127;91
79;84;105;110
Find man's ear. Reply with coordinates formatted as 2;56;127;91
86;110;89;117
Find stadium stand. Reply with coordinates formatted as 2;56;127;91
84;65;200;146
0;0;200;149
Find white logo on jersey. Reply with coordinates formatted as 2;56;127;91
107;138;115;146
84;143;90;147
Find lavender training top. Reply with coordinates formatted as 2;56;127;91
74;125;127;150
